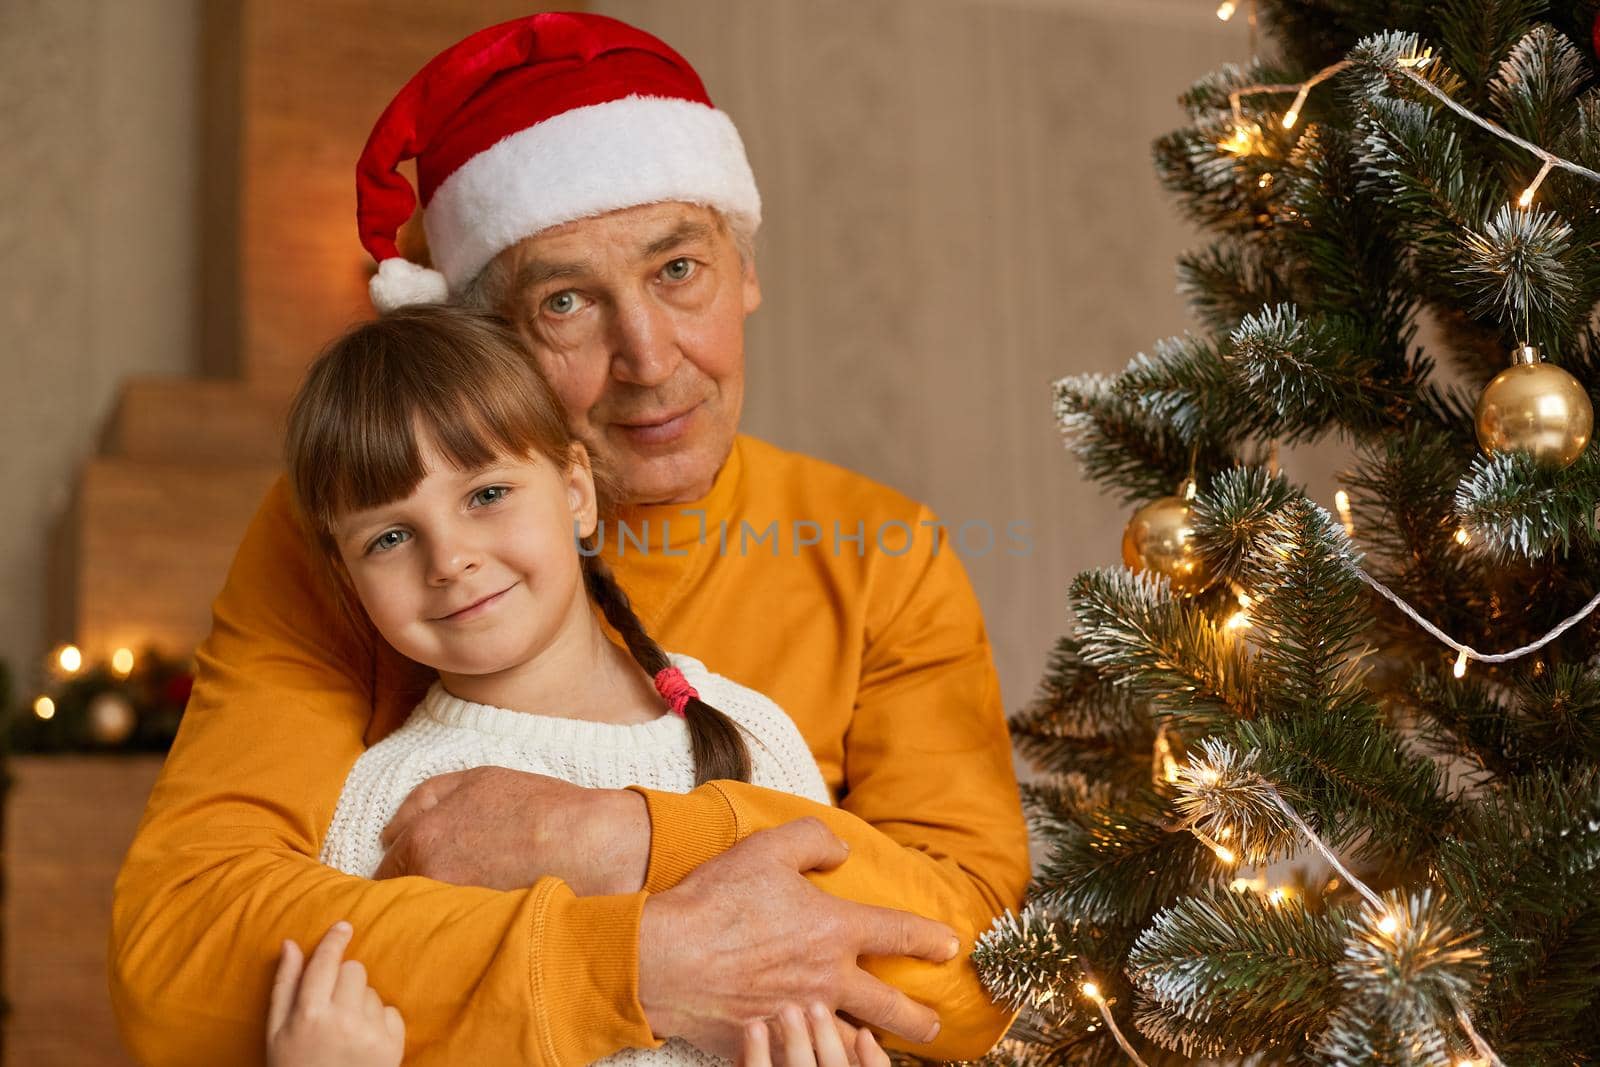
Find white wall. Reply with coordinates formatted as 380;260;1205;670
0;0;200;691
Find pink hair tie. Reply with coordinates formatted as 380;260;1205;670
654;666;698;718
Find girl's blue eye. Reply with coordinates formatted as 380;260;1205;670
472;486;510;507
369;529;409;554
661;257;695;281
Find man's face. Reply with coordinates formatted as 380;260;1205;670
494;202;761;505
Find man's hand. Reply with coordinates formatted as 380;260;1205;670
372;767;649;894
638;817;961;1059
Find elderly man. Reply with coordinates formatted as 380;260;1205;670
110;13;1028;1065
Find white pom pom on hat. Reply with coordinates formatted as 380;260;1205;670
355;12;761;312
369;258;450;313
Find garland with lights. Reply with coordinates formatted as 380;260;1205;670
7;645;194;754
981;4;1600;1065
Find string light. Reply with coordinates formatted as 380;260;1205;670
1177;744;1507;1066
1517;158;1555;208
1391;62;1600;192
1222;48;1600;218
33;696;56;720
1454;528;1471;546
1356;570;1600;678
1220;122;1262;155
1334;489;1355;537
1080;977;1151;1067
112;647;136;677
1215;0;1236;20
57;644;82;673
1266;886;1291;906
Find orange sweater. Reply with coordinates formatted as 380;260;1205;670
109;434;1029;1065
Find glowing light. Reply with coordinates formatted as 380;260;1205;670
34;696;56;720
1217;825;1233;840
1230;876;1265;894
1236;591;1252;609
1257;172;1273;189
1334;489;1350;512
1267;887;1291;906
1162;755;1180;783
1454;528;1470;546
1454;648;1469;679
1226;610;1251;631
1518;158;1555;210
1213;845;1237;865
1081;981;1102;1002
1282;109;1299;129
1377;914;1399;936
1216;0;1236;19
112;647;135;676
1220;124;1259;154
57;644;82;673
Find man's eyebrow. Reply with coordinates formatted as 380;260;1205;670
641;221;716;259
513;257;592;293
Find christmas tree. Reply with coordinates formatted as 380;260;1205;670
974;2;1600;1064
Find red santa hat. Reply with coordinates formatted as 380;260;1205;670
356;12;761;312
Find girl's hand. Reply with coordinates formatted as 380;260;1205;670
266;921;405;1067
739;1001;891;1067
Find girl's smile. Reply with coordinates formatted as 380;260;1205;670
433;581;519;623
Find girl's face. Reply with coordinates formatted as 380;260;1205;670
331;432;599;679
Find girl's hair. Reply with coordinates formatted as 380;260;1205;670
284;303;752;786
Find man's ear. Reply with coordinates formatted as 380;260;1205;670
741;254;762;315
565;442;599;540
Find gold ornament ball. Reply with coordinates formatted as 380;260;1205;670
1123;494;1209;595
87;690;138;746
1475;347;1593;468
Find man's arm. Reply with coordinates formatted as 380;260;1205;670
109;478;659;1066
629;507;1032;1061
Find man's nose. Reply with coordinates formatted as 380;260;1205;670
608;293;681;387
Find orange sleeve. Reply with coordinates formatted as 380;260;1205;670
629;507;1031;1061
108;478;659;1067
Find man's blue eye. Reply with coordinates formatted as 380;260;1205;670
546;291;579;315
662;258;694;281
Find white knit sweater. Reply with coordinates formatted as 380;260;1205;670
321;651;833;1067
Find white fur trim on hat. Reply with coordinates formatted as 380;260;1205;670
370;257;450;312
423;95;761;292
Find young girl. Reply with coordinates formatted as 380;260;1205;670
264;304;889;1067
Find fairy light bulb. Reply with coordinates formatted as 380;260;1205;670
57;644;82;673
1335;489;1356;537
1081;981;1102;1002
112;647;135;676
1216;0;1236;19
1517;158;1555;209
1213;844;1237;865
1454;648;1469;679
1267;886;1291;906
1377;913;1399;936
1454;528;1470;546
34;696;56;720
